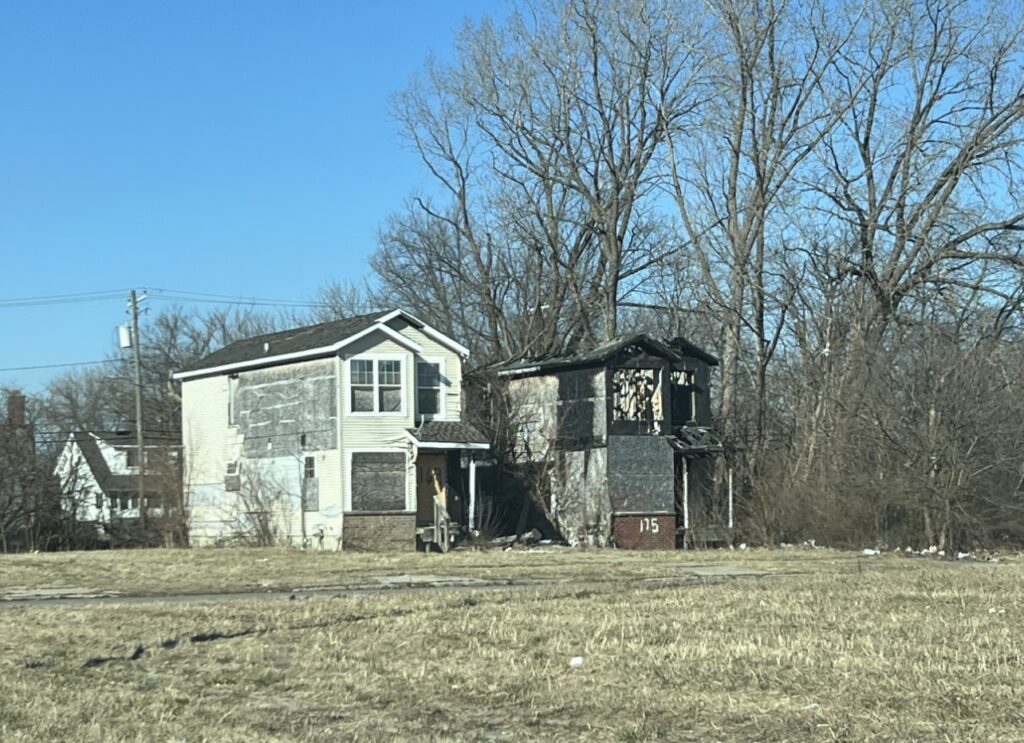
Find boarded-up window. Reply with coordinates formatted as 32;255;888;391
350;452;406;511
303;455;319;511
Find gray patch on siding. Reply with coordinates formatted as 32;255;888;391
607;435;674;512
303;478;319;511
236;361;337;458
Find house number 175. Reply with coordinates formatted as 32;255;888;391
639;517;660;534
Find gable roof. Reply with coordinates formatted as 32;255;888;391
491;333;717;379
173;309;468;381
67;432;174;495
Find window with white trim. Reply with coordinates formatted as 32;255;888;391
350;359;375;412
416;361;442;418
348;358;405;414
378;360;402;412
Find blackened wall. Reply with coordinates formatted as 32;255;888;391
607;435;675;513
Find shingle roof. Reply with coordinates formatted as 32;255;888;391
407;421;489;447
181;312;383;374
70;432;171;495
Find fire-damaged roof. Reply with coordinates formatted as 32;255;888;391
406;421;490;449
491;333;718;378
174;309;469;380
668;425;725;454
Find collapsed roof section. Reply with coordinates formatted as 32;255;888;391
490;333;718;379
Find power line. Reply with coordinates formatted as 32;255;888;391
149;288;330;306
0;359;115;372
0;289;129;308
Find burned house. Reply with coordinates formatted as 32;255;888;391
494;335;727;549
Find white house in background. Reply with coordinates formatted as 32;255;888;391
172;309;488;550
54;431;180;527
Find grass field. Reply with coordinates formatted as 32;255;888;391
1;548;1021;741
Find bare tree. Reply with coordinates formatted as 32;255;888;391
376;0;710;362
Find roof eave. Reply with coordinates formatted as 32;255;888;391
173;321;425;380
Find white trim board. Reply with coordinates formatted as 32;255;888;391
403;431;490;450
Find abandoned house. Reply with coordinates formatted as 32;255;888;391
173;310;488;550
492;334;727;550
53;430;181;535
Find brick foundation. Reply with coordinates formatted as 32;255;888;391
612;512;676;550
342;511;416;551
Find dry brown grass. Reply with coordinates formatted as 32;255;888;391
0;545;887;598
1;550;1022;741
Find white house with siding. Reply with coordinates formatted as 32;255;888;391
173;309;487;550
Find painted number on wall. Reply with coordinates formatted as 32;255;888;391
639;517;660;534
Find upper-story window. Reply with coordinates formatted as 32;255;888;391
611;367;663;435
349;358;405;415
416;361;443;419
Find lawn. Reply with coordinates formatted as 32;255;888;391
0;549;1021;741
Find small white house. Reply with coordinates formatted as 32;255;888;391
54;431;180;527
172;309;488;550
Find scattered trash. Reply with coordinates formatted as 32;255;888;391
569;656;584;669
803;703;820;711
862;548;881;556
957;551;970;560
739;543;748;551
988;608;1006;615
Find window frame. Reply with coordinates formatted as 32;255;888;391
415;357;446;421
345;355;407;417
345;447;411;512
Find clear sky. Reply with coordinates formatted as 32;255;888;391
0;0;505;393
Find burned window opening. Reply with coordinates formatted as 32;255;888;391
612;368;662;434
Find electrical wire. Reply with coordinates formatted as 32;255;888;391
0;289;130;308
0;359;116;372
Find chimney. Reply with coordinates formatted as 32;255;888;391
6;391;25;427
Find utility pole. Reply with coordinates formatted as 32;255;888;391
129;289;146;532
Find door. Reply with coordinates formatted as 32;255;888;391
416;454;447;524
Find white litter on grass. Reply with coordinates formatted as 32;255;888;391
862;548;881;556
739;543;748;551
988;608;1006;615
957;551;970;560
569;656;584;669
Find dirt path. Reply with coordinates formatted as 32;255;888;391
0;564;776;609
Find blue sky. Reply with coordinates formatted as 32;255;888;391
0;0;505;393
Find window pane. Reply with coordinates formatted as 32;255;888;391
352;385;374;412
304;456;316;480
417;362;440;388
351;452;406;511
418;389;439;416
378;360;402;386
351;359;374;385
379;385;402;412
